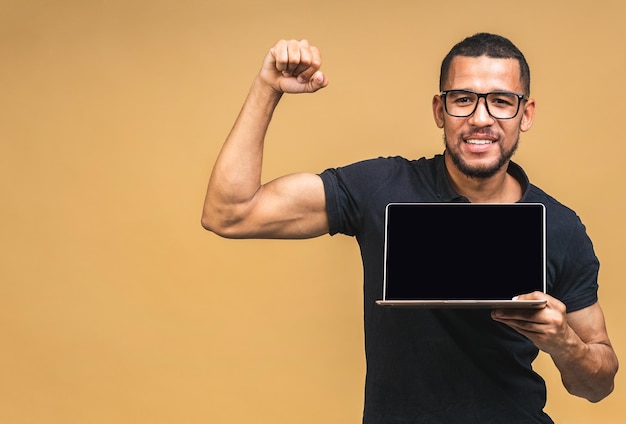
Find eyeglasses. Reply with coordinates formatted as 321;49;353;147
440;89;528;120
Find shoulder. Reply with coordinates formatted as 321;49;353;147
335;155;432;171
526;184;584;229
320;155;443;200
320;155;439;182
527;184;599;310
525;182;596;259
512;161;586;230
318;155;441;236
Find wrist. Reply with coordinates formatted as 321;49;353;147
251;74;283;104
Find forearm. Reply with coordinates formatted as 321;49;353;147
492;297;618;403
550;329;618;402
202;77;281;230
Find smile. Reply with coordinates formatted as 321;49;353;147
465;139;495;145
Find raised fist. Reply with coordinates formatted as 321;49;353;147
259;39;328;94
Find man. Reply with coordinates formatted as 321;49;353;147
202;33;618;423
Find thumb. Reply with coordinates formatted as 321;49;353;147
307;70;329;92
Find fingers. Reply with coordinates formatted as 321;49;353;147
268;39;327;92
270;39;292;75
491;293;570;352
492;308;543;324
286;40;308;77
293;45;322;83
492;292;553;321
272;39;318;77
515;291;548;302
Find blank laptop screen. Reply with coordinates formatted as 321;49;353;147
383;203;546;300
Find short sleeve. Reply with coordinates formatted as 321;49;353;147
548;214;599;312
318;157;407;237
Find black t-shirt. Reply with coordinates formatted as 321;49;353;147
319;154;599;424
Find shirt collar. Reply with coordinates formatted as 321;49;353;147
435;154;530;203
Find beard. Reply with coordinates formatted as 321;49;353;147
444;133;520;179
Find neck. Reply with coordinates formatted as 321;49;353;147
444;156;522;203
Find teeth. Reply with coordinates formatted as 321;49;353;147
466;139;493;145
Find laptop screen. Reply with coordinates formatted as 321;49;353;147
383;203;546;301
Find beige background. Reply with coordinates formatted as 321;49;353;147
1;0;625;422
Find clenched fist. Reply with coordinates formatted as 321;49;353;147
259;39;329;94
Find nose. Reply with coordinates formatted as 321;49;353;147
468;97;495;126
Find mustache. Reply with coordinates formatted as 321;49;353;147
463;129;498;139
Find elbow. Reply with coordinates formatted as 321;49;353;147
587;355;620;403
587;365;619;403
200;213;219;234
201;207;247;239
201;213;233;238
563;381;614;404
200;207;217;233
584;383;615;403
566;359;619;403
201;195;236;237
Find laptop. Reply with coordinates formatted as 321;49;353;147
376;203;547;308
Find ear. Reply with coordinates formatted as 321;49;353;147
432;94;445;128
520;97;536;132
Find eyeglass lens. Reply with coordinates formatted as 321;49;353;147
444;90;521;119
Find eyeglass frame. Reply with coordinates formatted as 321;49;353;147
439;89;529;120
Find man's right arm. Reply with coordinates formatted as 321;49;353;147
201;40;330;239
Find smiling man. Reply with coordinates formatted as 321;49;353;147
434;46;535;202
202;33;618;423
